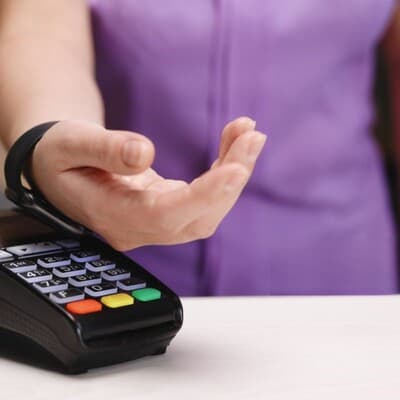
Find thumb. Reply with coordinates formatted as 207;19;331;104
42;120;155;175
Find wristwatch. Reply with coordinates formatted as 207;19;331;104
4;121;89;236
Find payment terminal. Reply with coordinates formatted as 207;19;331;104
0;123;183;374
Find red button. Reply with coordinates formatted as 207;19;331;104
66;299;102;315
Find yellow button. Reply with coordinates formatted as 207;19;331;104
101;293;134;308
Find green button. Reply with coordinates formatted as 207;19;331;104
132;288;161;302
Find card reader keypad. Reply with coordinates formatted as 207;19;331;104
1;239;161;315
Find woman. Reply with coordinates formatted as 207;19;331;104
0;0;396;295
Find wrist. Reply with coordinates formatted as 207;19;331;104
4;121;88;236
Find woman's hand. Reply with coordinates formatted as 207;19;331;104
30;117;266;250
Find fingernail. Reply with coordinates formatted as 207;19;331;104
243;117;256;130
122;140;145;167
247;134;267;163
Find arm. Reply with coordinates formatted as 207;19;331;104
0;0;266;250
0;0;102;147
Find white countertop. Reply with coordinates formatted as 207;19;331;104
2;295;400;399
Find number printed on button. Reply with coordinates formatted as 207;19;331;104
18;269;52;283
86;259;115;272
84;282;117;297
70;250;101;263
53;264;86;278
101;268;130;281
69;272;101;287
37;255;71;269
33;278;68;294
2;260;36;273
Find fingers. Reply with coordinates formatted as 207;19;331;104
41;120;155;175
222;130;266;171
218;116;256;161
151;163;249;231
187;122;267;241
30;117;267;251
146;179;187;192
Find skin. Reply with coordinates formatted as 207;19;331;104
0;0;266;251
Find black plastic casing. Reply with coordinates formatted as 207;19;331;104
0;231;183;374
1;122;183;373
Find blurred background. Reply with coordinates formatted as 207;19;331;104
1;8;399;224
1;1;400;297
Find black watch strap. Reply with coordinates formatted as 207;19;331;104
4;121;89;236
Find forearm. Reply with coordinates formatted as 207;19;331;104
0;0;103;148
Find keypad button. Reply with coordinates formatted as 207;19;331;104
6;242;61;256
6;245;32;257
53;264;86;278
49;288;84;304
37;255;71;269
2;260;36;273
0;250;13;261
84;282;117;297
54;239;80;249
70;250;101;263
18;269;52;283
86;259;115;272
132;288;161;302
101;267;130;281
101;293;134;309
33;278;68;294
68;272;101;287
117;277;146;291
35;241;63;252
66;299;102;315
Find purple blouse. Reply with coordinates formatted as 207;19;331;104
90;0;397;295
